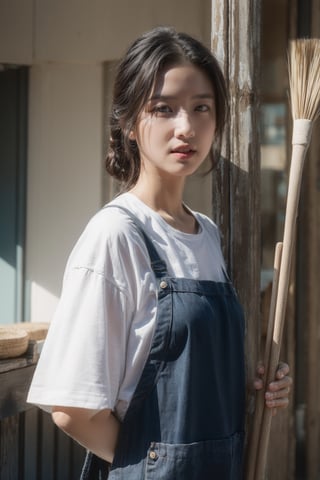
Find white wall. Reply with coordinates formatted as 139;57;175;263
0;0;212;322
33;0;210;63
0;0;211;65
26;63;104;321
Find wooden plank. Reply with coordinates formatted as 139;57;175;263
70;438;86;479
56;427;71;480
23;408;39;480
39;411;55;480
0;414;20;480
0;365;36;419
0;357;30;374
0;340;41;374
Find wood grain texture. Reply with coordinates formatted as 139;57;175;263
212;2;296;479
0;365;36;420
0;414;19;480
211;0;262;435
23;408;39;480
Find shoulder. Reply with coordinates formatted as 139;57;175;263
85;204;140;242
66;198;149;275
192;211;221;244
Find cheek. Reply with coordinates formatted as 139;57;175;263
146;122;172;145
197;115;216;134
203;123;216;145
136;128;162;156
135;121;151;149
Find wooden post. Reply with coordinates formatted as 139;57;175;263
211;0;262;466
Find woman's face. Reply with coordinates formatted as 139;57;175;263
131;62;216;181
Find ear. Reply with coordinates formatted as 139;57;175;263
129;130;136;141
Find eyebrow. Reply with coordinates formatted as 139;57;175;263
149;93;214;101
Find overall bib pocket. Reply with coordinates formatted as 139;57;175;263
144;432;244;480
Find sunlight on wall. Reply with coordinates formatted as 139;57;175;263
30;282;59;323
0;258;15;324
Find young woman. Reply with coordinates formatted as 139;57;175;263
28;27;291;479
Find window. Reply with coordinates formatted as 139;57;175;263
0;66;28;324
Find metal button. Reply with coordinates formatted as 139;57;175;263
149;451;158;460
160;281;168;289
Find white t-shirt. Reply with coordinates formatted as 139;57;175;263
27;193;227;420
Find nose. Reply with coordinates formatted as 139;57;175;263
174;111;195;139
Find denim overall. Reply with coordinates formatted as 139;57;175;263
80;207;246;480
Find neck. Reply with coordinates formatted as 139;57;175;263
129;174;197;234
130;173;185;215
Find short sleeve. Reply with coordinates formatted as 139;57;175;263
27;208;157;413
27;267;133;411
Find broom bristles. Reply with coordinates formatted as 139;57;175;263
288;39;320;121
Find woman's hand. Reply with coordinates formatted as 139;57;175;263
254;362;292;416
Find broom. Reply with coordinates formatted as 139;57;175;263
246;242;282;480
247;38;320;480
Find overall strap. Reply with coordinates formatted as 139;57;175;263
105;204;168;278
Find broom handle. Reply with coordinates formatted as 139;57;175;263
254;137;309;479
246;242;282;480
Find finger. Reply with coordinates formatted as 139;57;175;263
256;362;265;376
253;378;264;391
266;386;291;401
268;375;292;392
265;396;289;410
275;362;290;378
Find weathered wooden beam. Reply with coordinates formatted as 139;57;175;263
211;0;262;426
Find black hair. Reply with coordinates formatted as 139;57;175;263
106;26;228;190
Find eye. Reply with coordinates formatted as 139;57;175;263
195;104;211;112
151;104;173;115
